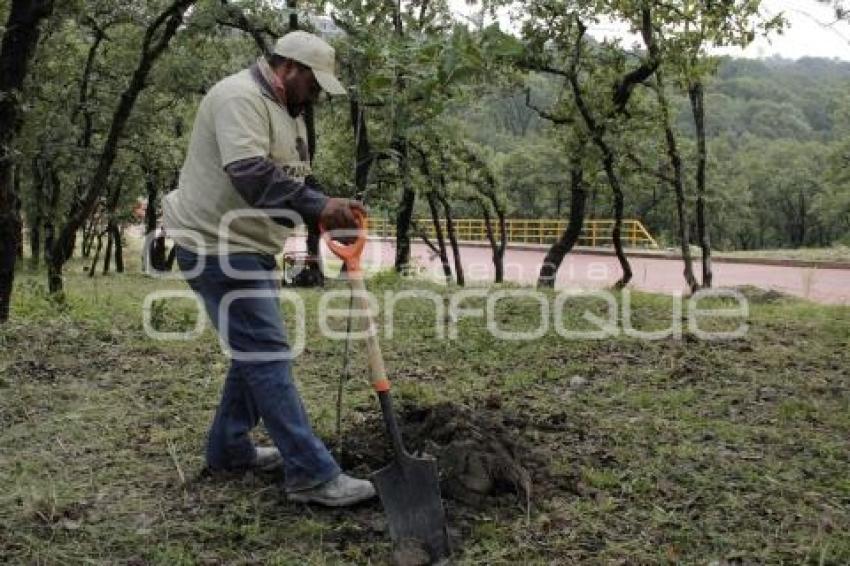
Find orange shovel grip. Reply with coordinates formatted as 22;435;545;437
319;208;368;273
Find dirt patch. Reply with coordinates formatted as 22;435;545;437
731;285;794;304
338;402;564;514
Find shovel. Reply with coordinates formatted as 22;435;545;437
321;211;451;563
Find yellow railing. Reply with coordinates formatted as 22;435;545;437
367;218;658;249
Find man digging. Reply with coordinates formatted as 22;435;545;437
163;31;375;507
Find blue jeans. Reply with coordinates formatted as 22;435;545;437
175;245;340;491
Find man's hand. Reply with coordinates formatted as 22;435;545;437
319;198;367;244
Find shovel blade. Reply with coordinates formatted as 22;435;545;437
372;453;450;562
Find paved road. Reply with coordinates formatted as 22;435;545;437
288;239;850;305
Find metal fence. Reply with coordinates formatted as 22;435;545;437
366;218;659;248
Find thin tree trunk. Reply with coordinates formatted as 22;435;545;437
88;231;104;278
479;202;505;283
0;176;22;321
394;142;415;273
568;47;631;286
350;98;372;196
44;167;60;265
144;170;165;271
101;179;124;275
427;192;452;283
113;223;123;273
656;70;698;293
460;144;505;283
14;168;24;260
538;159;587;288
483;194;506;284
31;156;47;267
0;0;55;322
567;20;632;289
608;165;631;290
30;156;45;267
102;225;114;274
48;0;195;294
411;145;451;283
689;81;712;287
436;191;464;286
30;219;41;268
82;212;99;257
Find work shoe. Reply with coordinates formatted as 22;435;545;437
253;446;284;472
288;473;376;507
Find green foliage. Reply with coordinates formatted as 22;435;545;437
6;0;849;286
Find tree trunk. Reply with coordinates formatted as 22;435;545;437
30;220;41;269
48;0;195;294
538;161;587;288
44;221;56;266
479;202;505;283
569;98;631;288
144;171;166;271
113;223;123;273
99;177;124;276
14;167;24;260
287;0;299;33
411;145;451;283
656;70;698;293
426;192;452;283
82;212;98;257
689;81;712;287
350;98;372;196
102;225;114;275
609;167;631;290
436;191;464;286
567;21;631;289
483;194;506;284
88;231;104;278
0;182;22;322
30;155;46;268
44;166;60;265
0;0;56;322
394;142;415;273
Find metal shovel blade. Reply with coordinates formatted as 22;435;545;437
372;452;450;562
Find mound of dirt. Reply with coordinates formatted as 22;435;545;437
339;402;549;511
401;404;533;508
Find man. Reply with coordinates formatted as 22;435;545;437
162;31;375;506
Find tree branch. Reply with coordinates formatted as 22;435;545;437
612;6;660;115
624;151;674;184
217;0;283;56
524;87;572;124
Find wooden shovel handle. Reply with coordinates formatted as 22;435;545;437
348;274;391;393
319;210;389;393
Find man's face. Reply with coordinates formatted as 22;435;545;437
278;61;322;115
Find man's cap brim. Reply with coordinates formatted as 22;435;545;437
314;69;347;96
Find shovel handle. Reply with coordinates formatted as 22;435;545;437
348;275;391;394
319;211;390;394
348;270;405;456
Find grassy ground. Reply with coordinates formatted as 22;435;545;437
715;245;850;263
1;256;849;564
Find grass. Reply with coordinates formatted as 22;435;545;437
1;254;849;564
716;245;850;263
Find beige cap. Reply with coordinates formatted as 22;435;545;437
273;31;346;96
